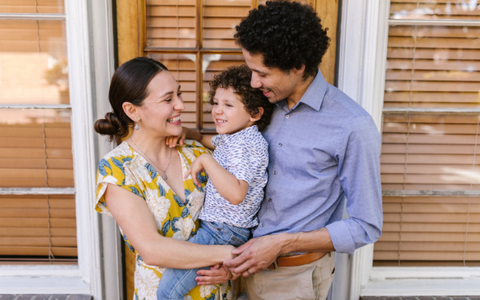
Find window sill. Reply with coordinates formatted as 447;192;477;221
362;267;480;296
0;265;90;294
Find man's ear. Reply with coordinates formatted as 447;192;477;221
250;107;264;122
122;102;140;122
293;64;306;75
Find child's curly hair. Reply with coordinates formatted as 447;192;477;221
208;64;274;131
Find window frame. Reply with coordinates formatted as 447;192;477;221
336;0;480;298
0;1;117;297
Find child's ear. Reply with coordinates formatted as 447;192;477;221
250;107;264;122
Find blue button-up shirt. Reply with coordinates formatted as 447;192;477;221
254;70;383;254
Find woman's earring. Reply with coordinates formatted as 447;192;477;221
134;121;139;130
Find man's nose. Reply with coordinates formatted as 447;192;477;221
251;73;262;88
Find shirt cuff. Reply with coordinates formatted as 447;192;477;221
326;221;356;254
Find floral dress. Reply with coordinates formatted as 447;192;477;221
95;140;232;300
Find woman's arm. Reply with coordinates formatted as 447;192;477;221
187;154;248;205
104;183;234;268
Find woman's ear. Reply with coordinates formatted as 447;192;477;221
122;102;139;122
250;107;264;122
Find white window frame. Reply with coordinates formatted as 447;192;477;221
0;1;120;299
333;0;480;299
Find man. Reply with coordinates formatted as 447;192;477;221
223;1;383;299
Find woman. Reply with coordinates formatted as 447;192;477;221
94;57;234;300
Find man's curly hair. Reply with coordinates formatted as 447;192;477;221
209;64;274;131
235;0;330;79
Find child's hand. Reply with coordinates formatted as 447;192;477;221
166;126;189;148
185;154;208;186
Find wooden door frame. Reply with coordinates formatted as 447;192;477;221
114;1;339;299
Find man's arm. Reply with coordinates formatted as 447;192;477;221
224;227;334;276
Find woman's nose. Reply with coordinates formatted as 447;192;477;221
174;96;185;111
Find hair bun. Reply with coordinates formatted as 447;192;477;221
94;112;123;137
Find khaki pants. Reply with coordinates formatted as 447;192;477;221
245;252;335;300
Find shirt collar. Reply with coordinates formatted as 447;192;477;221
276;69;327;112
216;125;258;145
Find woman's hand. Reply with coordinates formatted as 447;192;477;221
166;126;189;148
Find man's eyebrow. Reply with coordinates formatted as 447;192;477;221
252;69;267;75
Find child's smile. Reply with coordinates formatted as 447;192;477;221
212;87;257;135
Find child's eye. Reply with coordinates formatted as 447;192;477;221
177;92;182;97
212;102;218;105
226;104;233;107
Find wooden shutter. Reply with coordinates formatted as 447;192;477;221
146;0;196;48
374;1;480;266
202;54;246;130
0;2;76;264
202;0;251;49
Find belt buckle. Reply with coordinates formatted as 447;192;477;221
272;258;279;269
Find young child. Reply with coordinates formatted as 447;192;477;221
157;64;273;300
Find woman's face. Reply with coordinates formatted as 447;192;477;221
137;71;185;137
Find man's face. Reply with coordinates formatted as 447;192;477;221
242;48;304;104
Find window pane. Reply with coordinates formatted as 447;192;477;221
390;0;480;20
146;0;196;48
0;109;73;188
202;54;245;130
0;20;68;105
0;194;77;264
0;0;64;14
385;25;480;108
148;54;198;128
202;0;250;49
376;21;480;267
381;114;480;190
374;195;480;267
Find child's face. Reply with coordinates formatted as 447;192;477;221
211;87;256;135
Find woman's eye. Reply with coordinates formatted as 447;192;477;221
212;102;218;105
165;98;172;102
177;92;182;97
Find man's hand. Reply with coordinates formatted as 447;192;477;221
195;264;237;285
223;235;283;277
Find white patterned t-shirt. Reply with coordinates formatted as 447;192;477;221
199;125;269;228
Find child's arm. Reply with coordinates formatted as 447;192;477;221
186;154;248;205
166;127;214;150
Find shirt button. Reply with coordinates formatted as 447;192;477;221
279;143;282;147
273;171;277;175
286;115;290;119
268;198;272;202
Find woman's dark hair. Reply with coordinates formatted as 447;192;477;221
209;64;274;131
235;0;330;79
94;57;168;144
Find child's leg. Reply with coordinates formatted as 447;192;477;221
156;220;251;300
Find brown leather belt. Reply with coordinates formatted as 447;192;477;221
268;252;329;269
